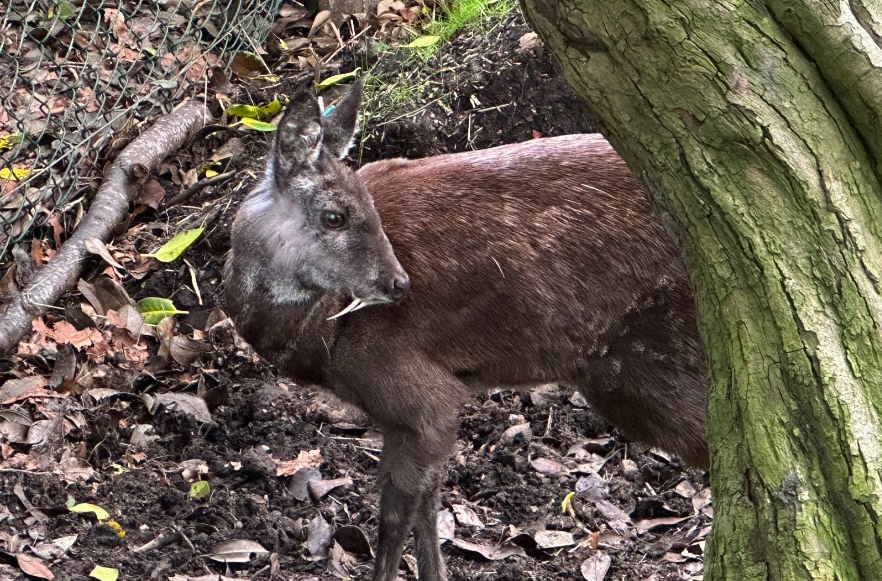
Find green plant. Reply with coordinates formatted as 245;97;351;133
427;0;515;44
353;0;517;162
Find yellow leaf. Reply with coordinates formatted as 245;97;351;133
316;68;361;89
561;491;575;513
0;133;23;149
70;503;109;520
90;565;119;581
401;35;440;48
0;167;30;180
237;118;277;132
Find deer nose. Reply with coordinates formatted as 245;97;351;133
390;274;410;301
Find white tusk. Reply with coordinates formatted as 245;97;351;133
327;298;363;320
351;300;371;312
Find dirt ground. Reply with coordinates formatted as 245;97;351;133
0;8;709;581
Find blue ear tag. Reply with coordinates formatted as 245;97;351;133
322;104;336;117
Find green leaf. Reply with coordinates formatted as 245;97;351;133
70;503;109;520
316;68;361;89
142;227;204;262
226;104;260;118
401;35;440;48
226;99;280;119
256;100;281;116
90;565;119;581
237;118;277;132
136;298;189;325
66;495;76;509
57;1;75;19
0;133;23;150
188;481;210;499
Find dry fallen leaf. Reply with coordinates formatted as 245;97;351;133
327;540;355;578
594;499;633;537
30;535;77;560
534;530;575;550
307;515;333;557
308;10;332;39
77;277;134;316
635;515;691;534
531;457;568;477
154;393;211;422
289;466;322;501
168;335;211;366
675;479;697;498
436;508;455;541
499;422;531;446
16;553;53;580
518;32;543;52
203;539;268;563
450;539;526;560
451;504;485;529
572;453;608;475
331;525;372;557
307;476;353;501
47;213;63;248
84;238;125;271
580;551;612;581
0;376;47;403
134;179;166;209
692;488;712;513
275;448;323;476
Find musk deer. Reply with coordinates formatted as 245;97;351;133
224;81;708;581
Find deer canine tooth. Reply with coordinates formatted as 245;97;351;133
327;298;363;320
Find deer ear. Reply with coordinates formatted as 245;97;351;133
321;78;363;159
274;90;324;176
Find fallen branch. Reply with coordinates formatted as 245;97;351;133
0;102;210;354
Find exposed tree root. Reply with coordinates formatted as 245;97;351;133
0;102;209;354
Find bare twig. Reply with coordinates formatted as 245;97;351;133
164;170;236;208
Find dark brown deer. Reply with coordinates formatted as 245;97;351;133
224;81;707;581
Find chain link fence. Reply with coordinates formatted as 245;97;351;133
0;0;282;259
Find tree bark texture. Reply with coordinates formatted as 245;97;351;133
520;0;882;579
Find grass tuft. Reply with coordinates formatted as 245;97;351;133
427;0;516;44
355;0;518;162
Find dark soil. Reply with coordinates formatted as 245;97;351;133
0;9;708;581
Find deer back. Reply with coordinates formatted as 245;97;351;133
354;135;702;390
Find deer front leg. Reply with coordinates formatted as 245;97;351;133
371;430;453;581
412;480;447;581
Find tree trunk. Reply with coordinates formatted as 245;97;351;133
520;0;882;578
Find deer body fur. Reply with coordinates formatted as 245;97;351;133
225;83;707;581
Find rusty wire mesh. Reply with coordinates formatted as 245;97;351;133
0;0;282;259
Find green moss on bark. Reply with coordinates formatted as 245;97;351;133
521;0;882;578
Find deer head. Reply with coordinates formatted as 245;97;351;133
234;80;409;317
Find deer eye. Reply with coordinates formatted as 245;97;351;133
321;210;347;229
